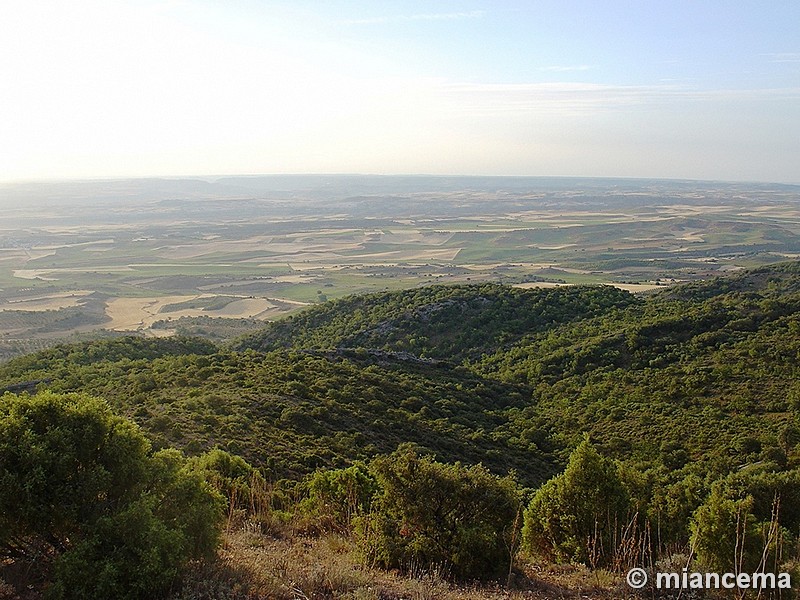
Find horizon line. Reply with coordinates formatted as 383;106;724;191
2;173;799;187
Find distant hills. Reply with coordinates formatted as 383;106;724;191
3;174;798;206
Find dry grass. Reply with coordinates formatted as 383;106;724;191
0;291;93;311
104;295;278;330
171;526;625;600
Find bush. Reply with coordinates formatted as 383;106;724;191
188;448;267;514
301;464;378;532
0;391;224;599
522;438;629;565
49;497;186;600
690;471;796;574
358;446;521;581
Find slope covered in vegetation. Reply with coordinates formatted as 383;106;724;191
477;262;800;465
229;264;800;469
0;339;556;484
233;283;637;362
2;265;799;480
3;263;800;597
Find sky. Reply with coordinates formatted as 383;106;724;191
1;0;798;183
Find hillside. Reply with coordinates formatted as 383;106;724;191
3;262;800;598
227;263;800;468
476;263;800;459
232;283;637;362
2;263;799;482
0;337;556;485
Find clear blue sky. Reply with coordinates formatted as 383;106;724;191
1;0;798;182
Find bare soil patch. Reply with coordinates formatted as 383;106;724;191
105;295;303;331
1;291;94;311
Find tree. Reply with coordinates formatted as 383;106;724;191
690;469;798;575
522;438;629;565
690;484;760;574
0;391;224;599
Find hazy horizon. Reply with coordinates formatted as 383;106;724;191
2;1;799;184
5;172;800;187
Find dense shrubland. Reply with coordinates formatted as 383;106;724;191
233;283;637;362
0;392;223;599
2;263;800;596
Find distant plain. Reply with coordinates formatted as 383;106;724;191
2;175;799;359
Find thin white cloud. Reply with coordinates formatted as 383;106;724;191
539;65;592;72
406;11;485;21
343;11;485;25
440;82;800;117
762;52;800;63
443;82;675;116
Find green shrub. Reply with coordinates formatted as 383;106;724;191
358;446;521;581
300;464;378;532
188;448;267;513
49;496;186;600
522;438;629;565
0;391;224;599
690;471;797;574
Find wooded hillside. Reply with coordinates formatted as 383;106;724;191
2;263;800;597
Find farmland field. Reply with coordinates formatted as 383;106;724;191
2;175;800;359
